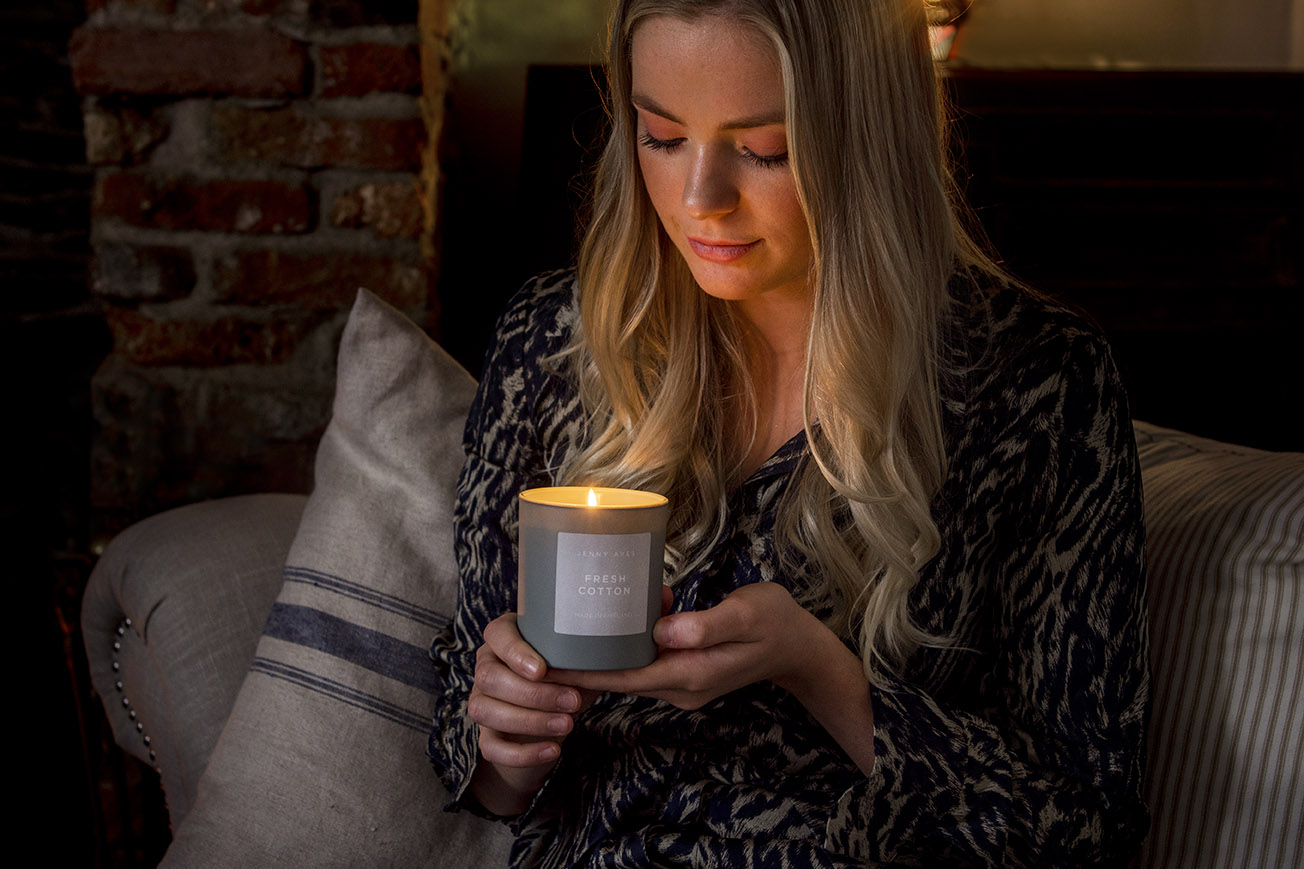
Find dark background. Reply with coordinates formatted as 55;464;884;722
2;0;118;864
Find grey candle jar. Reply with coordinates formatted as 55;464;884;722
517;487;669;670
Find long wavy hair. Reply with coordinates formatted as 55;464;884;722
559;0;1000;683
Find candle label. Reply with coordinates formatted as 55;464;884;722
553;531;652;636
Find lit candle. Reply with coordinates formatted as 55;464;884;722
517;486;669;670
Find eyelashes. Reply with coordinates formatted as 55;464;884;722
637;132;789;169
637;131;680;153
743;149;791;169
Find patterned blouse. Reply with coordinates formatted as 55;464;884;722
428;269;1149;867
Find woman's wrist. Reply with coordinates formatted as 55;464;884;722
469;751;556;818
775;614;877;775
770;607;845;703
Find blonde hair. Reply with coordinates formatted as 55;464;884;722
561;0;1000;683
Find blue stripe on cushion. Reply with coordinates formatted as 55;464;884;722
249;657;430;732
281;565;450;630
262;602;440;693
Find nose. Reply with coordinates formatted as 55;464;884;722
682;146;739;220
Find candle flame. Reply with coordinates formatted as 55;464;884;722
587;487;599;506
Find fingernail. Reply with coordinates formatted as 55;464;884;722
523;657;542;678
540;744;560;761
548;716;570;735
557;691;579;712
653;620;673;646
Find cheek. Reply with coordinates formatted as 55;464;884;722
638;154;678;222
767;184;810;246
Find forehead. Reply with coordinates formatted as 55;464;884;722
629;14;784;113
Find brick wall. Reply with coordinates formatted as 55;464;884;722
70;0;446;530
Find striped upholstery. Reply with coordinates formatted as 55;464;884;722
1134;421;1304;868
164;290;513;865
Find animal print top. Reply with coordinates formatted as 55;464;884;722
428;269;1149;867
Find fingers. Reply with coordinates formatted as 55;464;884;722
471;643;582;757
552;651;694;697
469;680;575;734
475;645;581;707
552;584;804;711
553;650;720;711
483;613;548;680
655;595;753;649
476;720;563;769
660;584;674;617
654;582;794;649
471;614;592;770
470;672;570;770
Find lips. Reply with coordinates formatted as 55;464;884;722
687;237;758;263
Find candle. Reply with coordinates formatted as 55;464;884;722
517;486;669;670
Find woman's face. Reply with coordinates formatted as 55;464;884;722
630;14;813;310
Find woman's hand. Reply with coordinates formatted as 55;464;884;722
556;581;877;774
467;613;592;815
555;582;822;708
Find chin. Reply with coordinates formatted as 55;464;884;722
682;262;757;302
690;276;755;302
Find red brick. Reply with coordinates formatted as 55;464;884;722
211;105;423;171
69;27;307;97
93;243;196;300
94;172;312;233
330;180;424;239
105;307;311;365
213;249;427;310
319;43;421;97
91;351;330;516
83;106;169;165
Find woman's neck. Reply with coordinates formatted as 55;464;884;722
733;287;813;361
733;292;813;479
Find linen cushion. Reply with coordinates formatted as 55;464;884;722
164;289;513;865
1134;421;1304;869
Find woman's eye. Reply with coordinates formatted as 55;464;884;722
742;148;789;169
638;131;789;170
639;132;683;153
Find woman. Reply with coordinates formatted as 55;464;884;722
429;0;1149;865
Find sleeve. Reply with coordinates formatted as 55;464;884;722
426;277;575;815
824;330;1150;866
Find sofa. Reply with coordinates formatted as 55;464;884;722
82;289;1304;867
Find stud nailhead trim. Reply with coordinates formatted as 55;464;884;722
111;617;160;775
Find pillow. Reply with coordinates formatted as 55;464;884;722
1134;421;1304;869
164;289;513;865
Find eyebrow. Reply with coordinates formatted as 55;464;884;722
631;94;785;130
